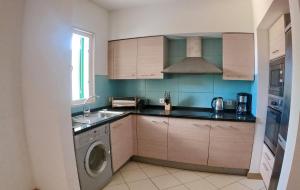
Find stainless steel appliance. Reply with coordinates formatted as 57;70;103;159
236;93;252;115
112;97;137;108
74;124;112;190
211;97;224;113
269;23;293;190
264;95;283;154
269;57;285;97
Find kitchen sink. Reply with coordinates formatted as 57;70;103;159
72;110;124;125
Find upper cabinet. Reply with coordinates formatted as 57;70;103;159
137;36;167;79
108;39;138;79
269;15;286;60
222;33;255;81
108;36;167;79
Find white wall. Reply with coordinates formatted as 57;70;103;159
72;0;109;75
21;0;80;189
0;0;33;189
108;0;254;40
248;29;270;174
252;0;274;27
279;0;300;189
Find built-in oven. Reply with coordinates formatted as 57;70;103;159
269;57;285;97
264;95;283;154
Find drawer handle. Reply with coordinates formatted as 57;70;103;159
215;125;235;129
272;50;279;54
193;124;211;128
111;123;122;128
265;153;271;161
151;120;168;125
263;163;269;171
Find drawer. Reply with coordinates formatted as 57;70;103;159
260;144;275;187
262;144;275;168
260;156;273;187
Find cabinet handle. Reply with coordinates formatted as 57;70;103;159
193;124;211;128
139;74;156;77
272;50;279;54
151;120;159;124
163;121;168;125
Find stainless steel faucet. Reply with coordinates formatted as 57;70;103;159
83;95;100;117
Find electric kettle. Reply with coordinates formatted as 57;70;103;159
211;97;224;113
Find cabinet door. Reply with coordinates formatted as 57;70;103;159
137;36;166;79
223;33;255;81
137;116;168;160
113;39;137;79
110;116;133;172
168;118;211;165
269;15;286;60
208;121;255;169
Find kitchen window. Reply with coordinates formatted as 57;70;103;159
71;28;95;105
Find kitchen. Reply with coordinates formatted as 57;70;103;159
1;0;300;190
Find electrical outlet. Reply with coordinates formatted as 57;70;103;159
159;98;165;104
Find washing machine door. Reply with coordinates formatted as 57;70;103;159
84;141;109;178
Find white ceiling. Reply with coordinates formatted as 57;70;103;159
91;0;180;11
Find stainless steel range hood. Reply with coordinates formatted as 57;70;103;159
162;37;222;74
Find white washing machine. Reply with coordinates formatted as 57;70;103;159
74;124;112;190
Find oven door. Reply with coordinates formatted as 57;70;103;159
269;57;285;97
264;106;282;154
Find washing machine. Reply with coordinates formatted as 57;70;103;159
74;124;112;190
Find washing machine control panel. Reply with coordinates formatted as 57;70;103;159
74;124;109;149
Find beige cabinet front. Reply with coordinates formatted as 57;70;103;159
208;121;255;169
269;15;286;60
168;118;211;165
110;116;133;172
108;36;166;79
137;36;166;79
223;33;255;81
109;39;138;79
137;116;168;160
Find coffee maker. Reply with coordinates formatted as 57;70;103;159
236;93;252;115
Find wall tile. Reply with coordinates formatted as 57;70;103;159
146;91;179;106
178;92;214;107
178;75;214;93
213;75;252;94
145;79;179;92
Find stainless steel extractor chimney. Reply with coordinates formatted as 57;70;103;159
162;37;222;74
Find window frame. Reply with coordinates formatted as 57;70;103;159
71;28;95;106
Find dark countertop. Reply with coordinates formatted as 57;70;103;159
72;106;256;135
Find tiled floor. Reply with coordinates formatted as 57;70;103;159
103;161;266;190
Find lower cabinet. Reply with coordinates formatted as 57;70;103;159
110;116;133;172
260;144;275;187
208;121;255;169
137;116;168;160
111;115;256;171
168;118;211;165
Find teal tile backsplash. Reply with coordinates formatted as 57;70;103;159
72;38;256;114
